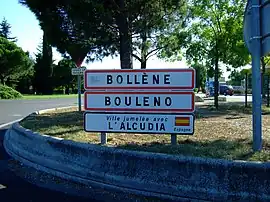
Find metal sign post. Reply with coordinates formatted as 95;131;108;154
243;0;270;151
77;75;82;112
250;0;262;151
74;63;86;112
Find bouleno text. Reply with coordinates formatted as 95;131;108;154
105;96;172;107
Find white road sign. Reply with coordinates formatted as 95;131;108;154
84;69;195;90
84;113;194;134
84;91;194;113
72;67;86;75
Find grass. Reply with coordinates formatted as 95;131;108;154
20;104;270;162
21;94;79;99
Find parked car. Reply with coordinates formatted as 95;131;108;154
219;85;234;96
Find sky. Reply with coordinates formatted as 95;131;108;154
0;0;233;80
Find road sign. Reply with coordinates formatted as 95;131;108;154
84;112;194;134
84;69;195;90
84;91;194;113
72;67;86;75
244;0;270;56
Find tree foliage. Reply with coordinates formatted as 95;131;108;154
53;58;76;90
132;0;188;68
191;63;207;91
159;0;250;108
0;18;17;42
0;37;33;85
20;0;188;69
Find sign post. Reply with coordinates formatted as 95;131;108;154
243;0;270;151
73;62;86;112
84;69;195;145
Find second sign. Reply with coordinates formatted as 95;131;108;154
84;91;194;113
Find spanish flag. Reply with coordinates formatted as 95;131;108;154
175;117;190;126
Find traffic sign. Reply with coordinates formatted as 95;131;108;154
84;91;194;113
84;69;195;90
84;112;194;134
72;67;86;75
244;0;270;56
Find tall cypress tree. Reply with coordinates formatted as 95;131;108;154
33;30;54;95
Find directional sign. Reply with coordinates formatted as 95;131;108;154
72;67;86;76
84;91;194;113
84;69;195;90
84;112;194;134
244;0;270;56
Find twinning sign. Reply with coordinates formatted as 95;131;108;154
83;69;195;135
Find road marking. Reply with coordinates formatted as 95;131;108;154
12;114;22;117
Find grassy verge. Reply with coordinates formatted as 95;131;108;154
22;94;79;99
20;105;270;162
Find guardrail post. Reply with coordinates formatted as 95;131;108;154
171;134;177;145
101;132;107;145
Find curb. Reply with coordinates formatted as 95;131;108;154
3;107;270;201
33;106;78;115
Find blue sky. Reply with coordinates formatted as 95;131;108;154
0;0;233;79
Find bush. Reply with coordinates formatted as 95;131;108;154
194;88;198;93
0;84;23;99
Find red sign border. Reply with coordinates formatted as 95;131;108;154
84;69;195;90
84;91;195;113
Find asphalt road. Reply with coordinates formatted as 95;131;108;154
0;128;102;202
0;98;98;202
0;98;83;126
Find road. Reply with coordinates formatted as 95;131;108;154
0;98;99;202
197;94;253;103
0;98;82;126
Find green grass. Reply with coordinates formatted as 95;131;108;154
20;105;270;162
21;94;80;99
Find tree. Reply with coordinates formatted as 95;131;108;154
132;1;188;69
31;32;54;95
159;0;250;109
191;0;250;108
0;37;33;85
261;55;270;97
191;63;207;91
228;69;245;86
20;0;187;70
0;18;17;42
20;0;118;68
53;58;76;91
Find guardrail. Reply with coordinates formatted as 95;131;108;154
4;120;270;201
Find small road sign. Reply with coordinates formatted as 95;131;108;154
72;67;86;75
84;69;195;90
84;91;194;113
244;0;270;56
84;112;194;134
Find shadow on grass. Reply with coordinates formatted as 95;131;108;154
20;111;84;131
196;103;270;119
116;138;270;161
44;128;83;137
